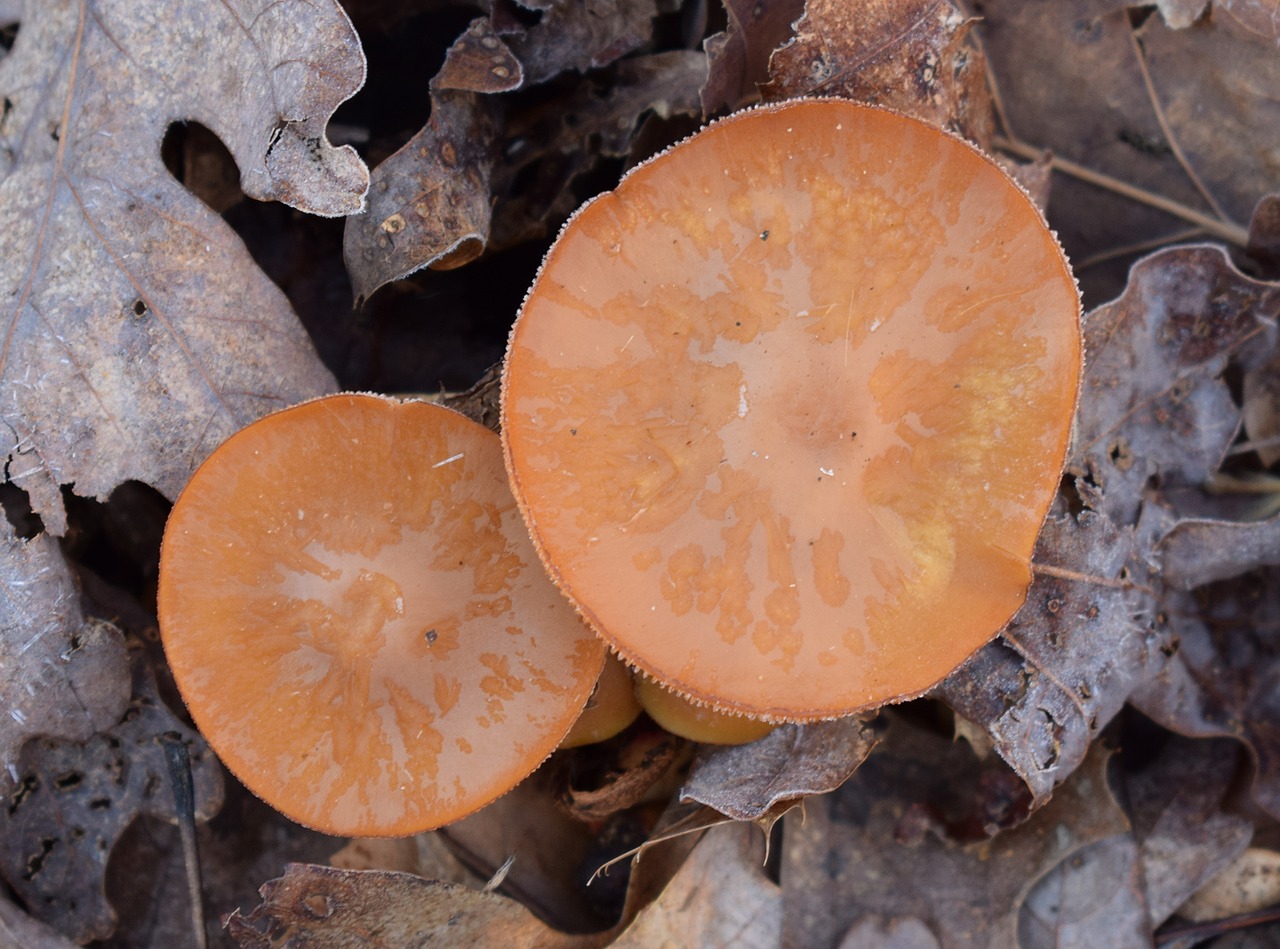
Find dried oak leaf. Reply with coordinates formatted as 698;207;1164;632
936;511;1166;803
1130;569;1280;820
782;719;1133;949
227;864;606;949
700;0;805;115
681;716;880;822
610;823;780;949
0;896;77;949
0;0;361;533
0;642;223;943
1068;245;1280;528
0;521;129;778
761;0;993;146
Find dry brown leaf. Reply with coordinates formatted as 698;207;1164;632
435;17;525;95
0;643;223;943
1016;834;1150;948
977;2;1276;303
1123;735;1252;925
500;0;660;86
491;50;708;249
227;863;606;949
1179;848;1280;922
1135;6;1280;226
0;895;77;949
0;522;129;779
681;716;879;822
1068;245;1280;527
441;777;611;933
343;89;499;302
0;0;362;532
700;0;805;115
762;0;993;145
1158;514;1280;589
610;823;780;949
782;719;1132;949
937;512;1165;803
1130;571;1280;819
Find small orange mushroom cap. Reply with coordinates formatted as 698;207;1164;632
501;99;1081;721
158;395;605;836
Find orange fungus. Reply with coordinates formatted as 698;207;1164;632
158;395;605;836
501;100;1082;720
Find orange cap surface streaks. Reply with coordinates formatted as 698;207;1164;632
501;100;1081;720
158;395;605;836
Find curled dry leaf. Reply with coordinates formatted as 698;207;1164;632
1068;245;1280;527
0;522;129;778
782;720;1133;949
937;512;1166;803
0;0;362;532
681;716;879;822
762;0;993;145
1130;570;1280;819
699;0;804;115
500;0;660;86
0;644;223;943
227;863;605;949
1179;848;1280;922
0;896;77;949
343;89;499;302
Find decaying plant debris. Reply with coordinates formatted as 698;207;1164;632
2;1;1280;946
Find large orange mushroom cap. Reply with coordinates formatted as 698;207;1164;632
501;99;1081;721
158;395;605;836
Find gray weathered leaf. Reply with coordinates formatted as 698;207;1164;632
1;0;359;531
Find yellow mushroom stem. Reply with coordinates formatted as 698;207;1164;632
561;653;643;748
634;674;775;745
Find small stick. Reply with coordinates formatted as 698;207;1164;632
161;732;206;949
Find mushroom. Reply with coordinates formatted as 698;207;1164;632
634;675;775;746
560;653;642;748
501;99;1081;721
158;394;605;836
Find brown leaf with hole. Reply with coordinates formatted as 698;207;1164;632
1068;245;1280;527
700;0;804;115
227;863;606;949
762;0;992;145
0;522;129;778
782;719;1132;949
0;643;222;943
681;717;879;822
937;512;1166;804
1131;570;1280;819
0;0;359;533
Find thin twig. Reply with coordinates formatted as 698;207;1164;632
161;733;206;949
992;136;1250;248
1032;562;1154;596
1126;20;1232;222
1073;227;1206;270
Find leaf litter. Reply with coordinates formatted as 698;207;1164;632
3;0;1280;946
